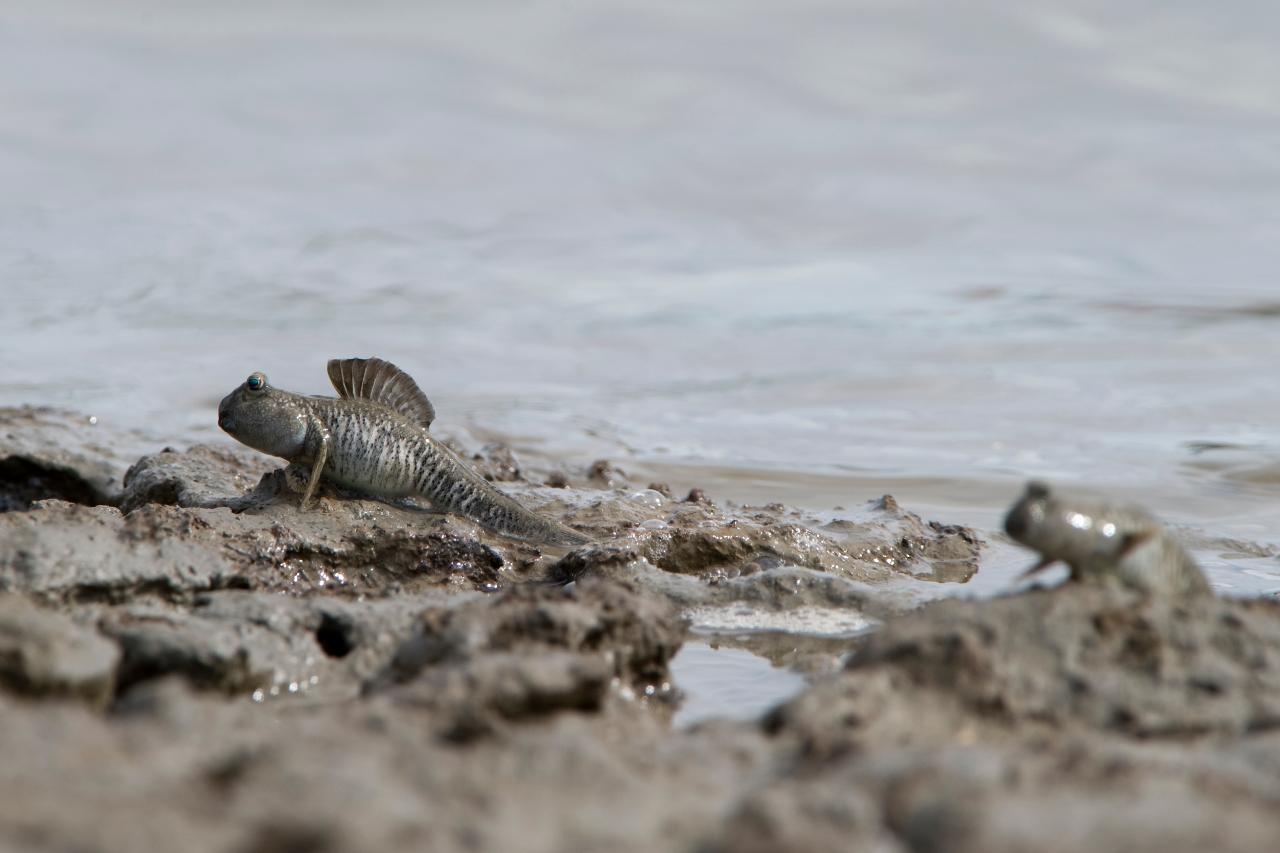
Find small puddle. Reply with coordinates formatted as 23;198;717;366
669;641;809;729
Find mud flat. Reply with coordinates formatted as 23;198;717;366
2;406;1280;852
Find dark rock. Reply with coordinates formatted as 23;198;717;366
543;470;571;488
471;443;523;482
0;406;126;510
587;459;627;487
647;482;672;498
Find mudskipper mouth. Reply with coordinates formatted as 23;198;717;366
1004;507;1028;539
217;409;235;432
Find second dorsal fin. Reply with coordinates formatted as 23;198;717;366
327;357;436;429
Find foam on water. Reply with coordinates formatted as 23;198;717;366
686;604;877;639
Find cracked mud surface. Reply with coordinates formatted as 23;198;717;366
3;407;1280;852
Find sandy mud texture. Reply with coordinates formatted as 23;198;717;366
2;407;1279;852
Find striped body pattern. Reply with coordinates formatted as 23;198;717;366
307;397;586;545
217;359;589;548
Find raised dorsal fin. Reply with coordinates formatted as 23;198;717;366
327;357;436;429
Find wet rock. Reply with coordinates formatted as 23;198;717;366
684;487;709;503
0;406;125;510
827;494;983;582
557;507;902;586
0;501;246;604
0;491;518;604
12;447;978;620
0;595;119;707
119;444;274;513
644;520;896;581
553;493;981;590
549;541;645;584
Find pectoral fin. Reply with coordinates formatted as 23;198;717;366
1117;529;1156;557
299;418;331;511
1019;556;1059;579
327;357;436;429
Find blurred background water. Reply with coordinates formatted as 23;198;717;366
4;0;1280;595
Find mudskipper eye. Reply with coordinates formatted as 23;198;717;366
247;373;266;391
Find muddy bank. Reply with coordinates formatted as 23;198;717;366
751;587;1280;853
2;410;1280;852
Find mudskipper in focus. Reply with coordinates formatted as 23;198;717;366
218;357;589;547
1004;481;1210;597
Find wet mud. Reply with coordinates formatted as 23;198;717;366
2;407;1280;851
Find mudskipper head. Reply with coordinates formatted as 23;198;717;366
1003;481;1052;547
1004;480;1155;578
217;371;308;460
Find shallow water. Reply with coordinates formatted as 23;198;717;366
670;641;809;728
5;2;1280;715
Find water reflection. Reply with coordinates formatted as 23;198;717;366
670;642;808;728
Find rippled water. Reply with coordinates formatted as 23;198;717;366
5;0;1280;609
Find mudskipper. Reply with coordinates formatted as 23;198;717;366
218;357;589;547
1004;481;1209;597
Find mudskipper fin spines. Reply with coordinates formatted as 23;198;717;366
327;357;436;429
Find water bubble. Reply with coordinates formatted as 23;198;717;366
628;490;665;509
